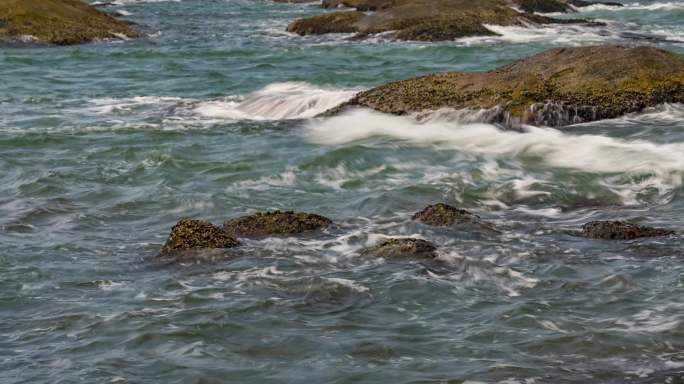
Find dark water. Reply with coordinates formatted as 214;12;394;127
1;1;684;383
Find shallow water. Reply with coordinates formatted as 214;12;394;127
1;1;684;383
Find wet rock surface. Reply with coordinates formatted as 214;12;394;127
328;45;684;128
287;0;595;41
0;0;141;45
363;238;438;259
581;220;675;240
412;203;479;227
224;211;332;237
160;218;240;257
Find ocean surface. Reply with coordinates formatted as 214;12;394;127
2;1;684;383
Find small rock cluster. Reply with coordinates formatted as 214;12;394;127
159;202;676;263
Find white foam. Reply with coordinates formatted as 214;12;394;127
306;108;684;202
574;1;684;12
194;82;358;121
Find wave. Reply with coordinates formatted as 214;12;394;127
460;21;684;46
573;1;684;12
305;108;684;202
194;82;358;120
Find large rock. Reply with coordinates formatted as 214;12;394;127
223;211;332;237
363;238;438;259
160;218;240;257
328;46;684;128
581;221;674;240
412;203;479;227
288;0;596;41
0;0;141;45
322;0;622;12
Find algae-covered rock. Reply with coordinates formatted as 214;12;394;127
223;211;332;237
412;203;479;227
0;0;141;45
581;221;674;240
287;0;592;41
160;218;240;257
363;238;437;259
331;45;684;127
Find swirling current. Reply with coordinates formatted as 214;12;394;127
1;1;684;383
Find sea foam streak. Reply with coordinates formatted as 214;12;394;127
194;82;358;120
306;108;684;196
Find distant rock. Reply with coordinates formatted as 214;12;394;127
0;0;141;45
224;211;332;237
160;219;240;259
412;203;479;227
327;46;684;128
581;221;675;240
363;238;437;258
288;0;599;41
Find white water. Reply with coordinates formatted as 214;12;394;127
306;108;684;201
194;82;358;120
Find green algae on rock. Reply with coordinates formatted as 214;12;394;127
581;221;675;240
0;0;141;45
287;0;598;41
328;46;684;128
412;203;479;227
223;211;332;237
363;238;437;259
160;218;240;257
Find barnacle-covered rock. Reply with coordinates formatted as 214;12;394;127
160;219;240;259
581;221;675;240
363;238;437;259
224;211;332;237
412;203;479;227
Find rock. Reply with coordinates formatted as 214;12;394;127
581;221;675;240
515;0;572;13
322;0;395;10
412;203;479;227
287;0;595;41
160;218;240;257
328;45;684;128
223;211;332;237
0;0;141;45
363;238;438;258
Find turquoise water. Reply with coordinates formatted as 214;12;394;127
2;1;684;382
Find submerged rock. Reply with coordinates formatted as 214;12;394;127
223;211;332;237
581;221;675;240
412;203;479;227
160;218;240;257
363;238;437;259
328;45;684;128
287;0;596;41
0;0;141;45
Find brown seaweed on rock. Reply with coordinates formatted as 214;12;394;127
159;219;240;262
0;0;141;45
412;203;479;227
223;211;332;237
581;221;675;240
326;46;684;128
363;238;438;259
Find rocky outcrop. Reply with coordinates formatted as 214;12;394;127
223;211;332;237
581;221;674;240
321;0;622;13
327;46;684;128
0;0;141;45
363;238;437;258
412;203;479;227
288;0;597;41
160;219;240;259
